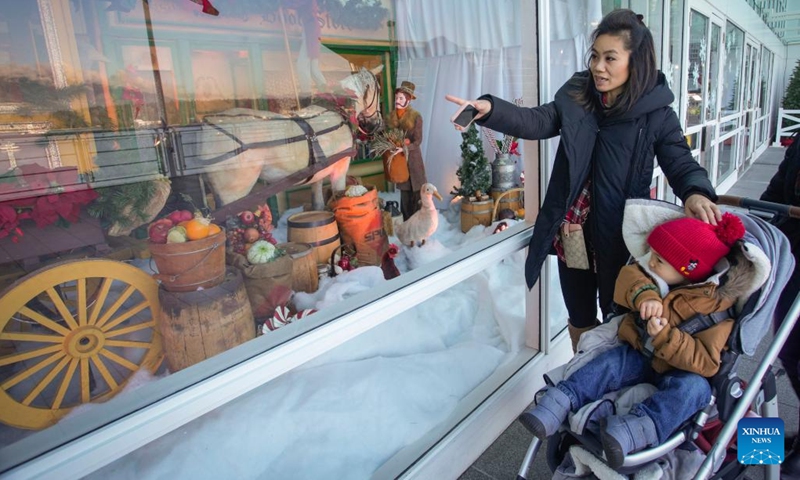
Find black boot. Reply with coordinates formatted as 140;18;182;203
784;435;800;479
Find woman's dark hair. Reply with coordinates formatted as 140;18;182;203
572;9;658;117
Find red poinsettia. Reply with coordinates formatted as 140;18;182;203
0;165;97;238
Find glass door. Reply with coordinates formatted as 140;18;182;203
683;6;723;183
742;38;760;169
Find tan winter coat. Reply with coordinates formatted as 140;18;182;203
614;255;753;378
385;107;426;191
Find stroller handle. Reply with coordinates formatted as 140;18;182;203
717;195;800;219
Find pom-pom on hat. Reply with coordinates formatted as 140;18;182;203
647;212;745;282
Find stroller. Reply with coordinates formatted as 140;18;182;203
516;197;800;480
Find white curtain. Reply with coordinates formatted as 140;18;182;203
394;0;523;206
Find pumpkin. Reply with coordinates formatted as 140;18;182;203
185;217;211;240
207;223;222;236
247;240;278;264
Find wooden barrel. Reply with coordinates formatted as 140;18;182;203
158;267;255;372
491;188;522;220
278;242;318;293
287;211;341;264
460;198;494;233
149;229;226;292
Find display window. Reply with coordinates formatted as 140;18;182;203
0;1;536;476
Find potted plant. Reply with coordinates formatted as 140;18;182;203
452;124;492;233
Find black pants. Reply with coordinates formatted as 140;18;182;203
557;219;619;328
400;189;421;221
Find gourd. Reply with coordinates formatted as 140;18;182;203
345;185;368;197
247;240;278;264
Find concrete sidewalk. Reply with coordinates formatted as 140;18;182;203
459;146;799;480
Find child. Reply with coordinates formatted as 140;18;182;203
519;212;747;468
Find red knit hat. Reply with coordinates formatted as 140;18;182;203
646;213;745;282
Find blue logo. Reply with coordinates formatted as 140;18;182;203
738;417;784;465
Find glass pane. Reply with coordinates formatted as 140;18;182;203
668;0;685;114
85;263;531;479
742;44;752;110
717;133;738;183
705;23;721;122
685;10;707;128
749;46;759;109
629;0;664;66
760;48;773;111
721;21;744;116
0;1;538;472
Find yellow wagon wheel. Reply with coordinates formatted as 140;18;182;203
0;259;163;430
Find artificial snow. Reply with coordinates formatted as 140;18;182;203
85;191;527;480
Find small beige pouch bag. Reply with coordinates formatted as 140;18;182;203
560;223;590;270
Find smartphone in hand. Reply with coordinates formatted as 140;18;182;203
451;103;480;130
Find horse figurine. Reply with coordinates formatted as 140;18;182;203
198;66;383;214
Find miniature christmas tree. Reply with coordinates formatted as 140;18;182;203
453;123;491;199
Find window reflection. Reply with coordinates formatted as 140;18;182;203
668;0;684;114
721;21;744;116
686;11;707;128
706;23;720;122
717;121;739;182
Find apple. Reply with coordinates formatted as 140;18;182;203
238;210;256;225
148;218;173;244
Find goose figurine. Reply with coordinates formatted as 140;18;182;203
394;183;443;248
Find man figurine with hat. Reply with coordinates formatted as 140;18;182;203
386;81;427;220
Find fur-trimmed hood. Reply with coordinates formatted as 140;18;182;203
622;199;771;311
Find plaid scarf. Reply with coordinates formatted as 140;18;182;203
553;178;592;263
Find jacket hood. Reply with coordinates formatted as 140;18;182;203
622;199;770;310
622;72;674;119
563;71;674;119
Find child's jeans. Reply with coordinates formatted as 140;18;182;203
556;343;711;444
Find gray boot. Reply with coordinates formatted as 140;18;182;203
600;414;658;468
518;387;572;439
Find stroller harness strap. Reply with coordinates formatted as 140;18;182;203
635;307;736;358
677;308;736;336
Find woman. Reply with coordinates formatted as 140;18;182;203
759;133;800;478
446;9;720;350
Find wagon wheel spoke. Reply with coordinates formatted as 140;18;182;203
100;300;149;333
94;285;136;330
99;349;139;371
22;356;71;406
76;278;87;327
105;320;156;339
44;287;79;330
17;306;71;336
79;358;90;404
90;355;118;391
0;345;62;367
105;340;151;349
52;359;79;410
87;278;113;326
0;333;63;343
1;352;65;390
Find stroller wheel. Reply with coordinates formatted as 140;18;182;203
546;431;579;473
